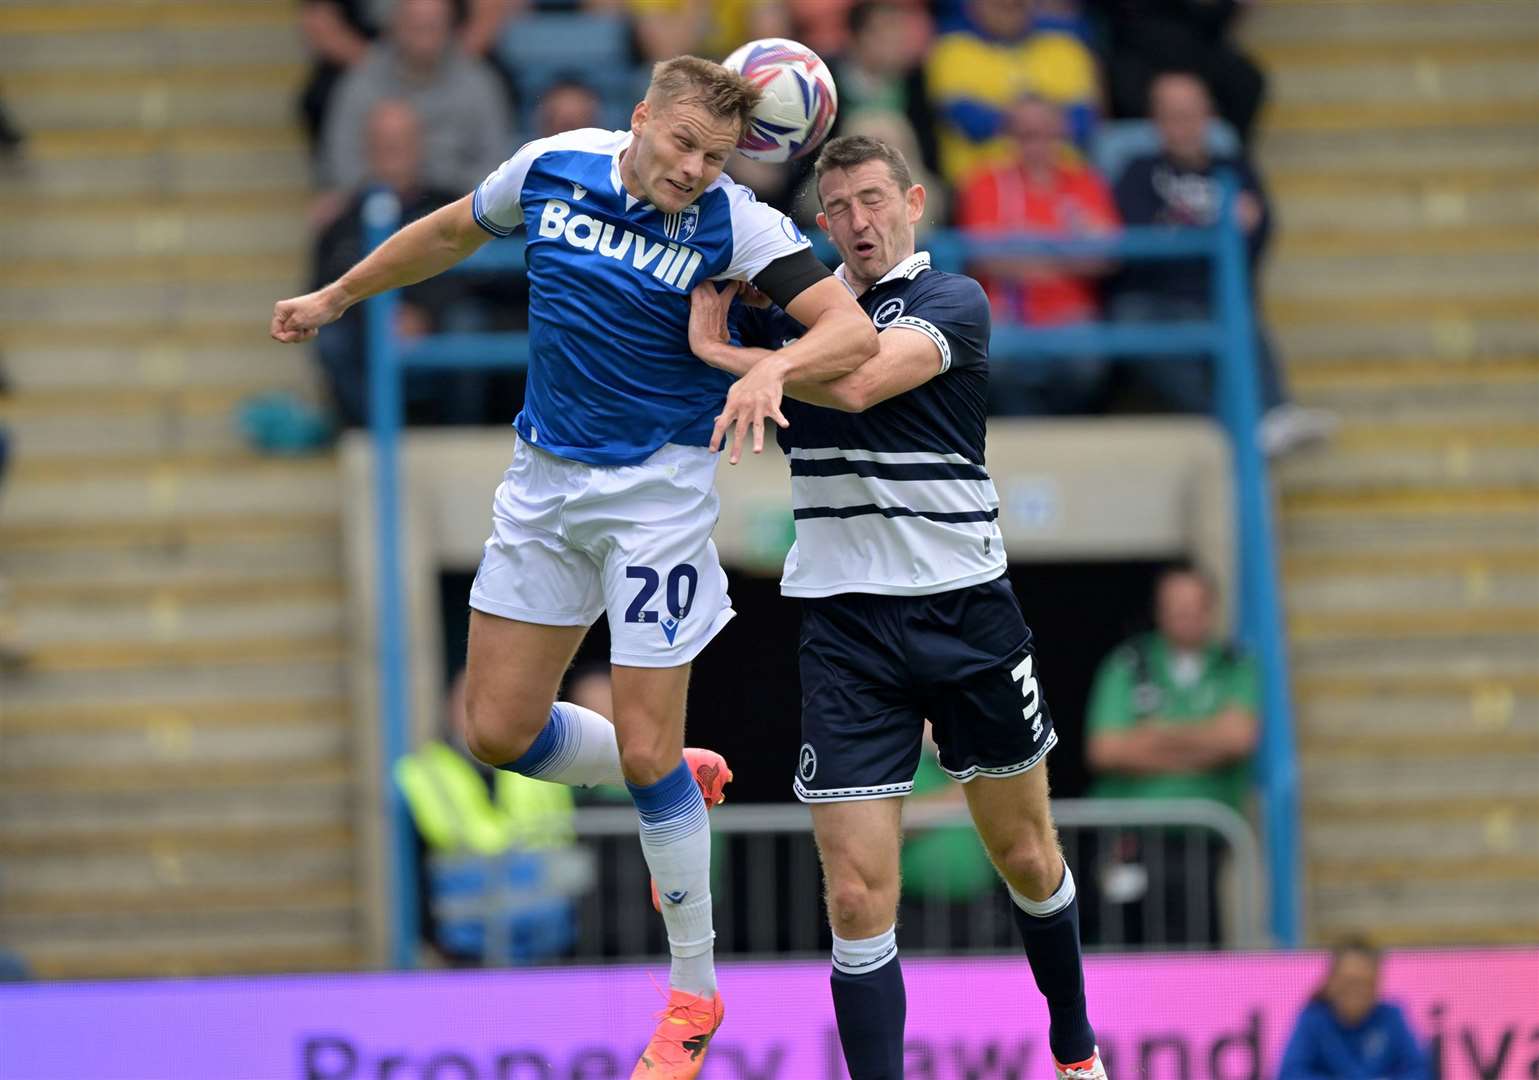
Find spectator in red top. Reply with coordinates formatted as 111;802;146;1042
956;93;1119;414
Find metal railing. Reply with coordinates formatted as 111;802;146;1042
362;177;1299;966
427;799;1264;966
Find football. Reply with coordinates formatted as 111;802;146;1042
722;37;838;164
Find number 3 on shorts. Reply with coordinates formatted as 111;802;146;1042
624;564;698;624
1012;654;1043;733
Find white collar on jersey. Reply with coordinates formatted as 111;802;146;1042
834;250;932;292
610;132;642;209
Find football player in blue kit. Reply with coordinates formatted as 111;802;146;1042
687;135;1106;1080
271;58;877;1077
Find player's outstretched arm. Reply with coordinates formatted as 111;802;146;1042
270;193;491;344
709;277;876;464
785;323;947;412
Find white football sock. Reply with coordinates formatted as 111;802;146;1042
630;760;716;996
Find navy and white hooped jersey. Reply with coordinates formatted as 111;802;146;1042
473;128;812;466
736;251;1007;598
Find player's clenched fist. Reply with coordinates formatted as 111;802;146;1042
270;287;346;344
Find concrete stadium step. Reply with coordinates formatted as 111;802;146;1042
1289;634;1538;682
1267;56;1539;106
1288;357;1539;418
1283;550;1539;612
1264;100;1539;135
21;940;362;981
1253;35;1539;69
0;146;310;199
1258;126;1539;176
13;586;344;649
1;532;340;589
1267;163;1539;202
0;252;305;288
0;775;352;834
1275;318;1539;364
0;339;313;392
0;387;260;459
1277;226;1539;260
0;654;346;710
1290;608;1539;644
1302;754;1536;804
1245;0;1539;45
1304;814;1539;863
1270;187;1539;233
0;455;340;523
5;65;302;131
2;281;302;327
1268;251;1539;302
1309;880;1538;946
0;11;298;74
1275;425;1539;490
0;195;308;258
6;843;353;898
12;916;359;973
0;756;351;796
1294;672;1539;740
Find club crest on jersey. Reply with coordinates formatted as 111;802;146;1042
872;297;905;327
666;204;700;243
538;199;704;290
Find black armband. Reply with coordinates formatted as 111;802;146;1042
751;247;832;310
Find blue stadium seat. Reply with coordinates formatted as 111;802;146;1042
498;13;633;129
1090;118;1241;186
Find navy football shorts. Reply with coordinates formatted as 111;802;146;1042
793;575;1058;802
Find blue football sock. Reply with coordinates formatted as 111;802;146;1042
1008;862;1096;1064
830;926;905;1079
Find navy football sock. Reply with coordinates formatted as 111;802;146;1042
1008;863;1096;1064
830;927;905;1079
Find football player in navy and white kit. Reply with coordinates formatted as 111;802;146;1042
271;58;877;1076
687;136;1106;1080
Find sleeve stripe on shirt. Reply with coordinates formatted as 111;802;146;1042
889;315;952;372
472;185;514;237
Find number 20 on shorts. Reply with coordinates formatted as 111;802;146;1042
624;564;698;624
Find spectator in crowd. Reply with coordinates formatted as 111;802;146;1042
0;96;23;158
1279;939;1431;1080
1086;0;1267;145
1083;562;1258;947
830;2;939;177
298;0;523;149
1111;71;1334;454
956;92;1118;414
311;99;488;427
532;74;602;138
320;0;515;197
925;0;1100;186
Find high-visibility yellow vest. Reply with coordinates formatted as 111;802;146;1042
395;741;575;856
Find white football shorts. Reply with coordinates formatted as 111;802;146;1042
469;436;735;668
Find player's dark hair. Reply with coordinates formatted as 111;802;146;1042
647;56;762;134
814;134;914;199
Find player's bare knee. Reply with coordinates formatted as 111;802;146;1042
826;875;895;937
462;691;542;767
994;834;1061;898
617;735;675;787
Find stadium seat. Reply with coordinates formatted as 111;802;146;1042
1089;118;1240;186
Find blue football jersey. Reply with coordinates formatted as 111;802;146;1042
473;128;812;466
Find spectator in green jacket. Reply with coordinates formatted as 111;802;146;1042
1082;561;1258;947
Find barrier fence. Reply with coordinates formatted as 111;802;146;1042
427;799;1264;968
363;176;1298;967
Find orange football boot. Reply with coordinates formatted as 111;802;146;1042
631;987;724;1079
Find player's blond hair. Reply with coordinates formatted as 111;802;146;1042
645;56;762;134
